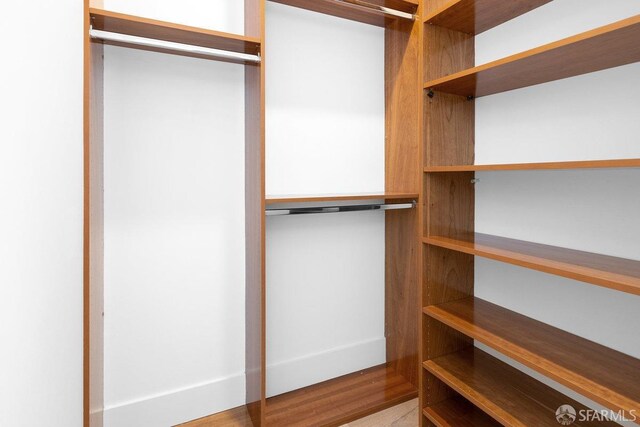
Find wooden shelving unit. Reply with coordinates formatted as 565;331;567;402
424;233;640;296
420;1;640;426
424;348;607;427
89;8;261;63
423;396;499;427
424;158;640;172
266;192;419;204
425;297;640;415
424;15;640;97
85;0;422;426
423;0;551;34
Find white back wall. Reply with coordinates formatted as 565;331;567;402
265;3;386;397
0;1;83;426
474;0;640;422
102;1;246;426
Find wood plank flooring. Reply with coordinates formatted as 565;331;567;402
179;398;419;427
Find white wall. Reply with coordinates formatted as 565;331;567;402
475;0;640;423
102;1;246;426
0;1;84;427
265;2;386;397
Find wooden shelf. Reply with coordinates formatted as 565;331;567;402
265;364;417;426
425;297;640;416
270;0;418;27
423;396;500;427
424;158;640;172
424;348;609;426
424;15;640;97
266;192;418;205
89;8;261;63
424;233;640;296
423;0;551;35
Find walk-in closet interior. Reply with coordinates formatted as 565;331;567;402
85;0;420;426
84;0;640;426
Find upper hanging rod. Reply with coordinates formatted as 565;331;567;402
89;28;262;64
266;201;416;216
333;0;417;20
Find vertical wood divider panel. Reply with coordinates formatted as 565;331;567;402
84;0;105;425
245;1;266;426
385;3;423;389
420;14;475;426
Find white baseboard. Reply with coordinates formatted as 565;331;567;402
104;337;386;426
103;374;245;427
266;337;387;398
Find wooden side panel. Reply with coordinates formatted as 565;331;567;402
84;0;104;424
385;6;422;389
245;1;265;426
420;19;474;427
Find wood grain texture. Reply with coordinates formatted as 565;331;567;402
421;16;475;427
245;0;265;425
266;192;418;204
424;94;474;167
182;397;420;427
424;348;614;427
423;396;499;427
385;4;422;390
425;15;640;97
179;405;253;427
345;398;418;426
424;173;474;238
265;364;417;427
425;297;640;416
423;0;551;35
424;158;640;172
270;0;418;27
84;1;104;425
423;25;473;83
89;8;261;55
423;25;473;167
270;0;389;27
424;233;640;295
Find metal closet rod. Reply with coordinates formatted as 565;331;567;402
266;201;416;216
89;28;262;64
334;0;417;20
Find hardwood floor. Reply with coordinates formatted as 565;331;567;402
179;398;419;427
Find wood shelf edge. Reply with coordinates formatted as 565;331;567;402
265;192;419;205
423;159;640;172
423;14;640;96
422;234;640;296
89;8;262;52
423;297;640;416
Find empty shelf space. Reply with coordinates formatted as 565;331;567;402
269;0;418;27
424;348;611;426
265;364;417;426
424;297;640;416
423;396;500;427
423;0;551;35
424;15;640;97
266;192;418;205
424;233;640;296
424;158;640;172
89;8;261;61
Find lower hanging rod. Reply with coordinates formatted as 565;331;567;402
266;201;416;216
89;28;262;64
333;0;416;20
